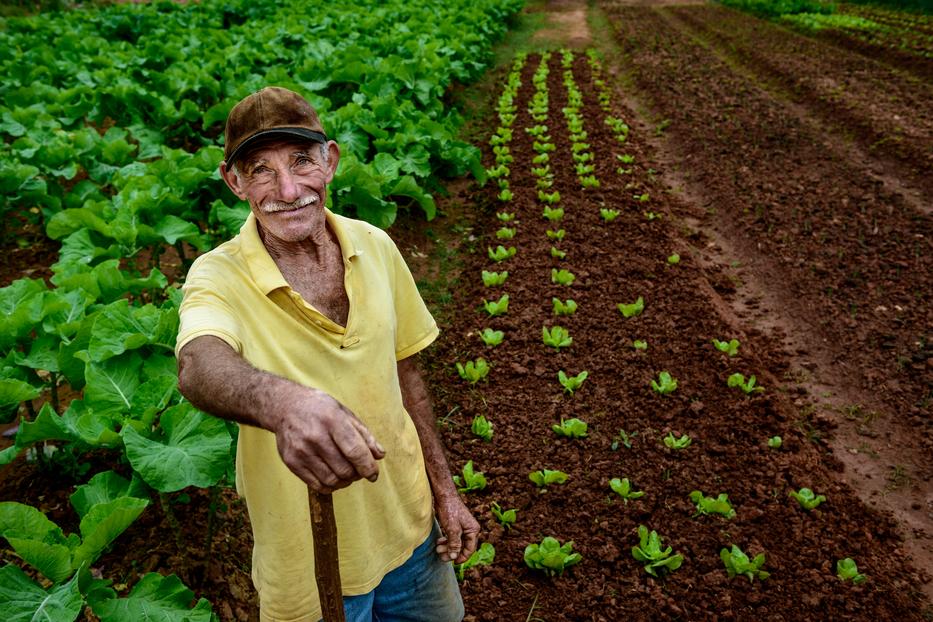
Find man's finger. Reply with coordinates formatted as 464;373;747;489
444;524;463;561
461;524;480;560
348;416;386;460
330;418;381;482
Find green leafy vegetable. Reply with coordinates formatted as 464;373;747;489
599;208;620;222
836;558;866;584
631;525;683;577
542;206;564;221
632;340;648;351
495;227;516;240
767;436;782;449
609;478;644;503
479;328;504;347
454;542;495;581
542;326;572;351
689;490;736;519
552;418;587;438
455;359;490;384
482;294;509;317
487;245;516;262
453;461;487;493
490;502;516;530
524;537;582;576
712;338;740;356
651;371;678;395
471;415;493;442
481;270;508;287
611;429;636;451
552;298;577;316
720;545;769;582
528;469;569;488
617;297;644;318
727;373;763;394
551;269;575;286
558;370;588;395
663;432;692;450
789;487;825;510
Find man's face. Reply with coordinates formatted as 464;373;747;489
219;139;340;244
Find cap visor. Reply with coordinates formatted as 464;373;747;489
227;128;328;164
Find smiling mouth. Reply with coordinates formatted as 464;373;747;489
262;194;319;214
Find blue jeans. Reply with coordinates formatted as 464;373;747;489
318;521;464;622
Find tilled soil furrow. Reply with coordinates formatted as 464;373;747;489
664;4;933;201
427;49;930;621
600;4;932;436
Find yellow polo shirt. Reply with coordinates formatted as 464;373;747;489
175;209;437;622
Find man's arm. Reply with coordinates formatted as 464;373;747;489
397;355;479;564
177;335;385;493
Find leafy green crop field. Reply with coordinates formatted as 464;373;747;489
0;0;522;618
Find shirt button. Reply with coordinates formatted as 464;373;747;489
315;320;323;326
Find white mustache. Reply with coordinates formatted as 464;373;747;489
261;194;319;213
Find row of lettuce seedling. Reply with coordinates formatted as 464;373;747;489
452;49;867;586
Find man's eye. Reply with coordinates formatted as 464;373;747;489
295;157;312;166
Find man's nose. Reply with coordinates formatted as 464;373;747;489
276;169;301;203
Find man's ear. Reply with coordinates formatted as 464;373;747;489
323;141;340;184
219;161;248;200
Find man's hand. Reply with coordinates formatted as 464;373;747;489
273;387;386;494
433;493;480;564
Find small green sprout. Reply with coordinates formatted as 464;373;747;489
600;208;620;222
532;153;549;165
536;177;554;190
453;460;486;493
617;296;644;318
632;340;648;351
789;487;825;510
632;525;683;577
481;270;508;287
478;328;504;347
611;429;636;451
664;432;692;450
487;245;516;262
496;227;516;240
767;436;783;449
482;294;509;317
580;175;600;189
524;537;582;576
644;211;662;221
529;469;569;488
552;418;587;438
542;325;572;351
525;124;548;137
609;478;644;503
689;490;736;519
456;359;490;384
651;371;678;395
471;415;493;441
727;373;764;394
636;192;650;202
558;370;588;395
617;154;635;164
546;228;565;240
533;140;555;153
836;558;866;584
496;211;515;222
667;253;680;265
721;545;769;582
497;188;512;202
550;247;566;259
455;542;495;580
551;268;575;286
712;338;740;356
531;165;550;178
542;206;564;221
490;502;516;530
486;164;509;178
552;298;577;316
538;190;561;205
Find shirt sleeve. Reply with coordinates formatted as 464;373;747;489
387;238;439;361
175;272;244;357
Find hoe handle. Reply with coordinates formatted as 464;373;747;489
308;489;346;622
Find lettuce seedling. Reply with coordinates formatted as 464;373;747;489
727;373;763;394
455;542;495;580
456;359;490;384
767;435;782;449
533;141;556;154
617;166;633;175
497;189;513;202
482;294;509;316
580;175;600;189
651;371;678;395
482;270;508;287
633;340;648;350
496;211;515;222
550;247;567;259
552;298;577;316
496;227;516;240
531;165;551;178
487;245;516;262
721;545;769;582
538;191;561;205
664;432;692;450
558;370;588;395
471;415;493;441
632;525;683;577
479;328;504;347
789;487;825;510
667;253;680;265
551;268;575;286
453;460;487;493
644;211;662;221
552;417;587;438
486;164;510;179
575;163;595;175
542;206;564;221
617;154;635;164
542;326;572;351
546;228;565;240
537;177;554;190
836;558;866;584
618;296;644;318
611;429;637;450
529;469;568;488
600;208;620;222
689;490;736;519
532;153;549;165
524;537;582;576
712;338;740;356
609;477;644;503
525;124;548;137
490;502;517;530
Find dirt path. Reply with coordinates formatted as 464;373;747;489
592;0;932;603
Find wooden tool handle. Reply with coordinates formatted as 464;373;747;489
308;489;346;622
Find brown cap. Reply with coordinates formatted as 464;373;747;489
224;86;328;165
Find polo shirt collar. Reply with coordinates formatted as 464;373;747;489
238;208;362;296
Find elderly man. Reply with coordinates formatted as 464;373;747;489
176;86;478;622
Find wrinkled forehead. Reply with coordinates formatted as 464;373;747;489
236;138;321;169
